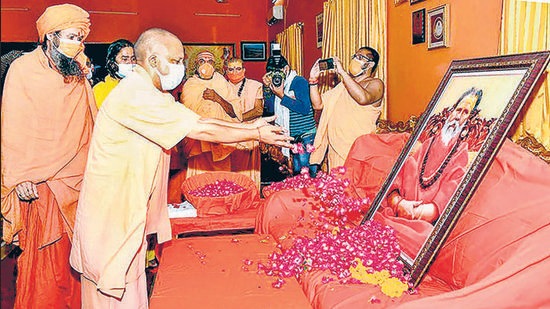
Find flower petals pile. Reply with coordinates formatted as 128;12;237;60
188;179;245;197
254;166;411;297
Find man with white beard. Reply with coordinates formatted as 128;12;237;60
374;87;483;258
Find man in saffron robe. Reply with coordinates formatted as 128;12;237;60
309;47;384;170
226;57;264;189
180;51;246;179
1;4;96;308
376;87;483;258
69;28;292;308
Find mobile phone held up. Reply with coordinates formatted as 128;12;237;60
318;58;334;71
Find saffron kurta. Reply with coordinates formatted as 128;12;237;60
1;47;96;309
310;82;382;169
228;78;263;189
70;66;200;303
180;72;245;179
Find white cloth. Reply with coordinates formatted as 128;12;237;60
274;70;297;157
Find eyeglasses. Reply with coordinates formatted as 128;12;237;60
227;67;243;72
352;54;373;62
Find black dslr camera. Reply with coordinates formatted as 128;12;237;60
269;70;286;87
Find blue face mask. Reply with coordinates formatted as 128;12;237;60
117;63;136;78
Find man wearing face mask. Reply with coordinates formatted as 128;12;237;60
93;39;137;108
180;50;245;180
263;55;317;177
225;57;264;189
69;28;292;307
1;4;96;308
309;46;383;170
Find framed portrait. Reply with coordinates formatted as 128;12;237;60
182;43;234;77
412;9;426;44
427;4;449;49
316;12;323;49
394;0;408;5
362;51;550;287
410;0;425;4
240;41;267;61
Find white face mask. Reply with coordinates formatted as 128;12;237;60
156;60;186;91
117;63;135;78
86;70;93;80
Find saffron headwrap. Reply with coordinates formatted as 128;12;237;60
36;4;90;43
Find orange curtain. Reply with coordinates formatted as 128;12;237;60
276;22;304;76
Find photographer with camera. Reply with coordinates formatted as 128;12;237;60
262;52;317;177
309;46;384;170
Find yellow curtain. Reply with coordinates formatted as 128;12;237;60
320;0;387;118
499;0;550;150
276;23;304;76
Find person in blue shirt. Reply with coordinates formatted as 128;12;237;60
262;55;317;177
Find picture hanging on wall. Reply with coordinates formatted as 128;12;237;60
410;0;425;4
316;12;323;49
241;41;267;61
427;4;449;49
412;8;426;44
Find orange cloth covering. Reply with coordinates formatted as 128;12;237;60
170;207;259;238
256;133;550;308
70;66;201;300
375;135;469;258
310;82;382;169
35;3;91;68
149;234;312;309
180;72;246;178
1;47;96;308
228;78;263;189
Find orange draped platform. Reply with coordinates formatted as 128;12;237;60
169;207;259;237
149;234;311;309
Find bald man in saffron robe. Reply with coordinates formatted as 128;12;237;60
376;87;483;258
180;50;247;179
309;47;383;170
1;4;96;308
69;28;292;308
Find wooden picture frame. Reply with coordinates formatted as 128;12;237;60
316;12;323;49
410;0;425;4
240;41;267;61
394;0;408;5
362;51;550;287
412;9;426;44
427;4;449;49
182;43;235;77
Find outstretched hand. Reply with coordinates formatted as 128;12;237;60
258;124;294;148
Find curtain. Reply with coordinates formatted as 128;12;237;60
276;23;304;76
499;0;550;150
320;0;387;118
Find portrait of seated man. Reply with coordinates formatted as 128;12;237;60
374;87;484;259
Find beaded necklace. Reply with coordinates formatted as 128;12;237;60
418;136;462;189
237;78;246;97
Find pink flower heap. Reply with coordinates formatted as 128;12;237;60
189;179;245;197
257;166;410;295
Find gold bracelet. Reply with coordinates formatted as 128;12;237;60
256;127;262;142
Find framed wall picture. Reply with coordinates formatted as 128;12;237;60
240;41;267;61
316;12;323;49
362;51;550;287
412;8;426;44
395;0;408;5
427;4;449;49
410;0;425;4
182;43;235;77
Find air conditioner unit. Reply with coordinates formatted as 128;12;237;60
267;5;284;26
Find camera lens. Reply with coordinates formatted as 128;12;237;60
272;74;283;87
